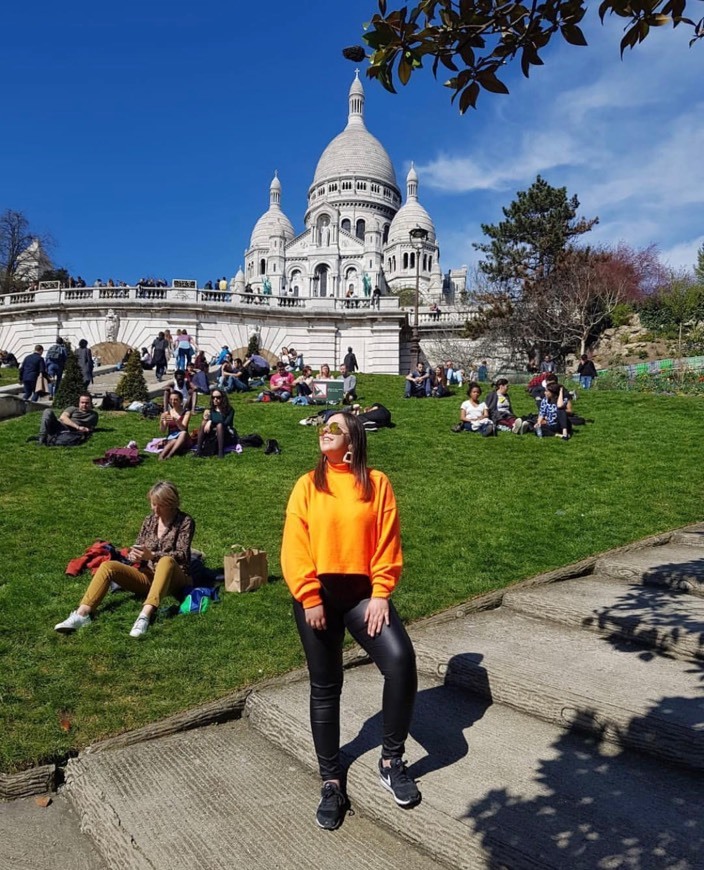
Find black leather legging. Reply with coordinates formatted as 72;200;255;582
293;583;417;782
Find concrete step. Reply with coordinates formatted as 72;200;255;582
64;720;439;870
671;528;704;548
595;544;704;596
410;609;704;770
503;576;704;661
246;668;704;870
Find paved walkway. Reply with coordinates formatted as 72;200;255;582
3;527;703;868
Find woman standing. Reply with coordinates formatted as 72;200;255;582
281;414;419;830
54;481;194;638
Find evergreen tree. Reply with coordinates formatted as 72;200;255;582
247;332;260;357
115;350;149;403
695;243;704;285
474;175;598;288
53;349;85;409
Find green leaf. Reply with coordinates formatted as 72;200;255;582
458;81;480;113
398;56;412;85
477;69;510;94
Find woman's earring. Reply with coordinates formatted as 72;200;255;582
343;450;353;464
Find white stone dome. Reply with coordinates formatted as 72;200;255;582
249;172;295;249
387;165;436;244
312;72;397;190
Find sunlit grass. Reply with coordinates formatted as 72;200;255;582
1;376;702;772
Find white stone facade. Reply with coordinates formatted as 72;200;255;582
243;73;446;303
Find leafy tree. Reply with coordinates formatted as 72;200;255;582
53;348;86;409
658;274;704;357
350;1;704;112
0;210;46;292
475;175;598;286
116;350;149;403
40;267;70;286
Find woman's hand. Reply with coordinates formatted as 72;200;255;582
364;598;390;637
202;420;212;434
304;604;327;631
129;544;153;562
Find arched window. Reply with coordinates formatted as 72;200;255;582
428;256;432;271
422;255;427;271
259;259;266;276
410;252;415;269
290;270;302;297
403;252;409;270
355;219;365;240
341;218;351;233
382;224;389;243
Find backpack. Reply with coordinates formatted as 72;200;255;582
100;392;123;411
93;447;142;468
46;344;65;363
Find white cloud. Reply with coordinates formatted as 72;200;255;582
660;236;704;271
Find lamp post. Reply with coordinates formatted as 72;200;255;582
409;225;428;367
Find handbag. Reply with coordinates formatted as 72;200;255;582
224;546;268;593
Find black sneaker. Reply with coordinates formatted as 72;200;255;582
379;758;420;807
316;781;348;830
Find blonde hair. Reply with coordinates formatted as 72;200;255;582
148;480;180;512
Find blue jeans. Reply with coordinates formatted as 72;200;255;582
579;376;593;389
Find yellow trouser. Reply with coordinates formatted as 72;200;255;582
80;557;189;610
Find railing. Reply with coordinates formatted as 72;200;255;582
0;284;481;327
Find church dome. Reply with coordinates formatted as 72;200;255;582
387;164;436;244
249;171;295;249
312;73;397;190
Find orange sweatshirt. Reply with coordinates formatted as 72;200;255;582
281;462;403;608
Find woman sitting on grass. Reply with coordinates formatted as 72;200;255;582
158;390;192;460
535;382;572;440
54;481;194;638
318;363;332;378
458;382;494;436
429;365;449;398
194;389;237;458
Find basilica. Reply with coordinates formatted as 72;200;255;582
236;72;465;302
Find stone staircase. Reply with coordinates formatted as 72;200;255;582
63;533;704;869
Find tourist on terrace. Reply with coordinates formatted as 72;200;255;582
404;362;431;398
281;413;419;830
158;391;192;460
54;481;195;638
20;345;46;401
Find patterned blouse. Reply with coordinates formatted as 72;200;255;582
135;511;195;572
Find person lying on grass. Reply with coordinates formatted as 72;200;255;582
54;481;195;638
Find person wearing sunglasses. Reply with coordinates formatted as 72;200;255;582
281;413;419;830
193;391;238;458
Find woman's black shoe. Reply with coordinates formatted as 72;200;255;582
316;782;348;830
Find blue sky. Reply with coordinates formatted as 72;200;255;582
2;1;702;285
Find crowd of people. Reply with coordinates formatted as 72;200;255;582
23;339;601;831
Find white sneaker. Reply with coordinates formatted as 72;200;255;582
129;615;150;638
54;611;91;633
512;418;523;434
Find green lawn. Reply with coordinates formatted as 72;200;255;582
1;377;702;773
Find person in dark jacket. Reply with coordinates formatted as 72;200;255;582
76;339;94;386
485;378;531;434
19;345;45;400
576;355;598;389
343;346;359;372
151;332;169;381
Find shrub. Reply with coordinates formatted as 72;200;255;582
115;350;149;403
609;303;633;328
247;332;260;357
53;349;86;408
